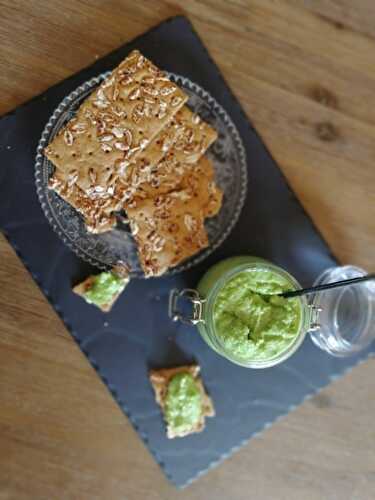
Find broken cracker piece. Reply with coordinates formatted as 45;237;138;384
124;107;218;203
73;268;129;312
126;189;209;277
149;365;215;439
178;156;223;218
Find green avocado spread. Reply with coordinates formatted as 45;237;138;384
213;269;301;361
165;373;202;434
84;272;125;307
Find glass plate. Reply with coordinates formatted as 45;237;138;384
35;73;247;277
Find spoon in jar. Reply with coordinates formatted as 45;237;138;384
279;273;375;299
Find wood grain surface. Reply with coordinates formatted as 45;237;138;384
1;1;374;499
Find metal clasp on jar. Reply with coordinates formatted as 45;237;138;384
308;304;323;331
168;289;206;325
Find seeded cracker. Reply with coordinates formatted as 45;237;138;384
45;50;188;233
124;106;218;203
73;265;130;312
149;365;215;439
125;155;222;276
50;113;186;233
179;156;223;218
126;187;210;277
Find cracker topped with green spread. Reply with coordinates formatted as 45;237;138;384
73;263;130;312
149;365;215;439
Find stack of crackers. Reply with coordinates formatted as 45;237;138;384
45;50;222;277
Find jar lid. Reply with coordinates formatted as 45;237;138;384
309;266;375;357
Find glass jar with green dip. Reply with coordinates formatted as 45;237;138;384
169;256;314;369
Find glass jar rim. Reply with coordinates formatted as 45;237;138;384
309;265;375;356
204;261;310;368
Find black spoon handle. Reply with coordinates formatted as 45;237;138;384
281;273;375;299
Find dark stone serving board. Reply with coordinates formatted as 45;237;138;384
0;16;373;488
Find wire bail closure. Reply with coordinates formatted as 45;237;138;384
169;291;323;330
308;304;322;331
169;289;206;325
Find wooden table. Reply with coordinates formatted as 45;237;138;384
1;1;374;498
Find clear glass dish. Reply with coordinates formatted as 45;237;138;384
35;72;247;277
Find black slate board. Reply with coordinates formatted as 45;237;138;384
0;16;373;488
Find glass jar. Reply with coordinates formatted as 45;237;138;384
169;258;375;368
169;256;317;369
